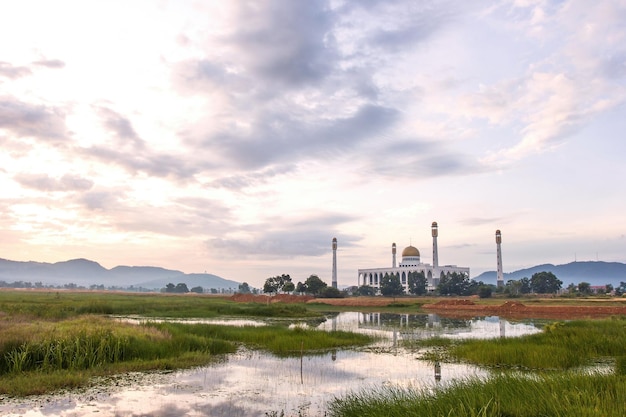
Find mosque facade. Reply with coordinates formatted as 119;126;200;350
357;222;470;293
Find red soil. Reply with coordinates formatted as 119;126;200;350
229;293;315;303
421;299;626;319
229;294;626;319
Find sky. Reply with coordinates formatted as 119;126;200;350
1;0;625;288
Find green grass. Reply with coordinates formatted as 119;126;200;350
448;317;626;370
328;372;626;417
152;322;374;356
0;291;320;319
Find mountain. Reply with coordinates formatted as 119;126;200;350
0;258;239;290
135;273;241;291
473;261;626;287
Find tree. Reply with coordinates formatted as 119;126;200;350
263;274;293;295
282;281;295;294
356;285;375;296
505;279;522;297
477;285;493;298
295;281;306;294
175;283;189;293
606;284;614;294
407;271;427;295
319;286;343;298
437;272;472;296
566;283;578;296
263;277;280;295
380;273;404;298
530;271;562;294
238;282;251;294
518;277;532;294
190;286;204;294
304;275;328;295
577;282;591;296
164;283;176;293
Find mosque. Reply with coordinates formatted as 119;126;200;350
357;222;470;293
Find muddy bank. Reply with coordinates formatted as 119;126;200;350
422;299;626;319
230;294;626;319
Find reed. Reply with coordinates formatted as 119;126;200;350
0;315;236;377
328;373;626;417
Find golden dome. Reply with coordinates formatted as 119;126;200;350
401;245;420;257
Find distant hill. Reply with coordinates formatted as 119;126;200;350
135;273;241;291
0;258;240;291
473;261;626;287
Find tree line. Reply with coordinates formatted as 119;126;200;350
260;270;626;299
262;274;342;298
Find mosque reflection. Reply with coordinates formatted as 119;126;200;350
345;312;524;341
357;312;469;336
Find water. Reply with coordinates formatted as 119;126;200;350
0;312;541;417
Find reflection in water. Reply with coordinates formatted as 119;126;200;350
434;361;442;382
0;312;540;417
350;312;539;341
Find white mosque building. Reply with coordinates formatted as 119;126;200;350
357;222;470;293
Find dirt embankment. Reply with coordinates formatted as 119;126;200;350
422;299;626;319
230;293;315;303
230;294;626;319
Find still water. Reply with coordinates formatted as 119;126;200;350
0;312;541;417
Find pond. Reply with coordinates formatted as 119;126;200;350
0;312;542;417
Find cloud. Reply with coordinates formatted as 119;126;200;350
82;190;120;211
201;103;399;170
0;61;31;79
459;216;506;227
14;173;94;192
32;59;66;69
81;145;203;180
81;190;233;237
171;0;491;181
80;107;208;180
226;1;338;88
206;213;360;258
363;136;480;179
209;165;297;190
96;106;143;148
0;97;67;141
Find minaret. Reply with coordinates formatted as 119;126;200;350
392;243;397;268
431;222;439;268
496;230;504;288
332;237;338;289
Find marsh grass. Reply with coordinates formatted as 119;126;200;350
152;322;374;356
0;316;238;396
0;315;373;396
449;317;626;370
329;373;626;417
0;291;318;319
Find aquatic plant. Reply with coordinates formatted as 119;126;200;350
329;373;626;417
449;317;626;370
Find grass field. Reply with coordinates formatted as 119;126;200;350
0;290;373;396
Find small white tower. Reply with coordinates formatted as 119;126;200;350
431;222;439;268
496;230;504;288
332;237;338;289
392;243;397;268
